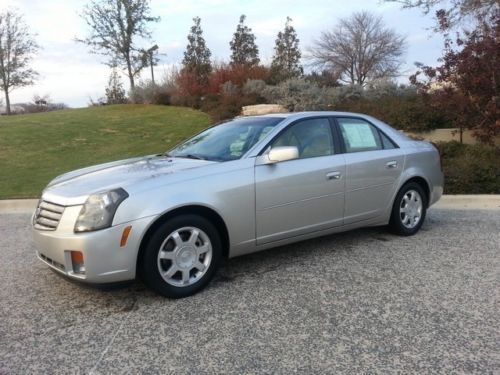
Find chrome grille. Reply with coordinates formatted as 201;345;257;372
34;200;65;231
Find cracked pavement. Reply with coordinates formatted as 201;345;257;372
0;208;499;373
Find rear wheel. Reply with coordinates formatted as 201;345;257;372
140;214;222;298
389;182;427;236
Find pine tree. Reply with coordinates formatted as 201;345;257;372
230;15;260;66
270;17;303;83
182;16;212;86
105;67;127;104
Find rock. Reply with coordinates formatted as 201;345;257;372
241;104;288;116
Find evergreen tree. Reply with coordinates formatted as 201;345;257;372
270;17;303;83
105;67;127;104
230;15;260;66
182;16;212;85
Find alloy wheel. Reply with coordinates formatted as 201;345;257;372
399;189;423;229
157;226;213;287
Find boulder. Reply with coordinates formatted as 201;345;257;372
241;104;288;116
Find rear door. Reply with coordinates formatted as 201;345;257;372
335;117;404;224
255;117;345;244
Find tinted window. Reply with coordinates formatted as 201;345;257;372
272;118;334;159
169;117;283;161
337;118;383;153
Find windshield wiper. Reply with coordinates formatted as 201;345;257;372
176;154;207;160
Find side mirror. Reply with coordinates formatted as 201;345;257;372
257;146;299;165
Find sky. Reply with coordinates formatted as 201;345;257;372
1;0;445;108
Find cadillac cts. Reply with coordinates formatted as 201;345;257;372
32;112;443;298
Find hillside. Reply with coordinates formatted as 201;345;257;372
0;105;211;199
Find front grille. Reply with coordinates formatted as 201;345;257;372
34;200;65;231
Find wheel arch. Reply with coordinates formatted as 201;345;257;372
136;204;230;276
400;176;431;207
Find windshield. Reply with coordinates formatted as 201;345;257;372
168;117;284;162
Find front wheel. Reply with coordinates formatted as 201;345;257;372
140;214;222;298
389;182;427;236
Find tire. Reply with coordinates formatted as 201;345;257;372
140;214;222;298
389;182;427;236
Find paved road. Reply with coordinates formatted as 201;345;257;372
0;209;499;374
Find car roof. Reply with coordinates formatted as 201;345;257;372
250;111;373;119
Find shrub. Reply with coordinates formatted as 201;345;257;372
261;78;450;132
129;80;174;105
20;94;68;113
207;63;270;95
105;69;127;104
263;78;335;111
201;92;265;122
436;141;500;194
335;93;450;132
242;79;267;95
220;81;239;96
304;70;339;87
175;69;207;101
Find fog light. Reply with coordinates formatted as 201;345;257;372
71;251;85;274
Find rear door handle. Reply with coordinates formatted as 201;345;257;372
386;161;398;169
326;171;341;180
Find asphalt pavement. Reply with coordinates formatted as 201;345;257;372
0;208;499;374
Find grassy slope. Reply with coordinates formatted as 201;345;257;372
0;104;211;199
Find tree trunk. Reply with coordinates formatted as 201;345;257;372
4;89;11;115
126;60;135;90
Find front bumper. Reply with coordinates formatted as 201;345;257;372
32;204;156;283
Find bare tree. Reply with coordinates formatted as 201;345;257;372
308;11;406;86
0;9;39;115
78;0;159;90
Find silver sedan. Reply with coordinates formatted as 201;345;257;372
32;112;443;298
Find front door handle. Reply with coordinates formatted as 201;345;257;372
326;171;341;180
386;161;398;169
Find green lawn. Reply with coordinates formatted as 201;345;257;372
0;104;211;199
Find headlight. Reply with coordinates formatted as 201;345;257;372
74;188;129;232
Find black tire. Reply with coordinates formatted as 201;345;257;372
140;214;222;298
389;182;427;236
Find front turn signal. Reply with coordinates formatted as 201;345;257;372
120;226;132;247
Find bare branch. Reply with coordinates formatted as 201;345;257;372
0;9;39;115
384;0;499;30
307;11;406;86
77;0;159;89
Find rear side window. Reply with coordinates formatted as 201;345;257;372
337;118;397;153
380;132;397;149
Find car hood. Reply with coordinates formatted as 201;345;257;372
43;155;216;205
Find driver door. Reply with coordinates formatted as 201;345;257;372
254;117;346;245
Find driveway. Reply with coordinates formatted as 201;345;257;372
0;208;499;374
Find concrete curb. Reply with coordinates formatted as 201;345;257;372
1;195;499;214
0;199;38;214
433;195;500;210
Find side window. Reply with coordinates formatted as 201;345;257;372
271;118;334;159
337;118;383;153
380;131;397;149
